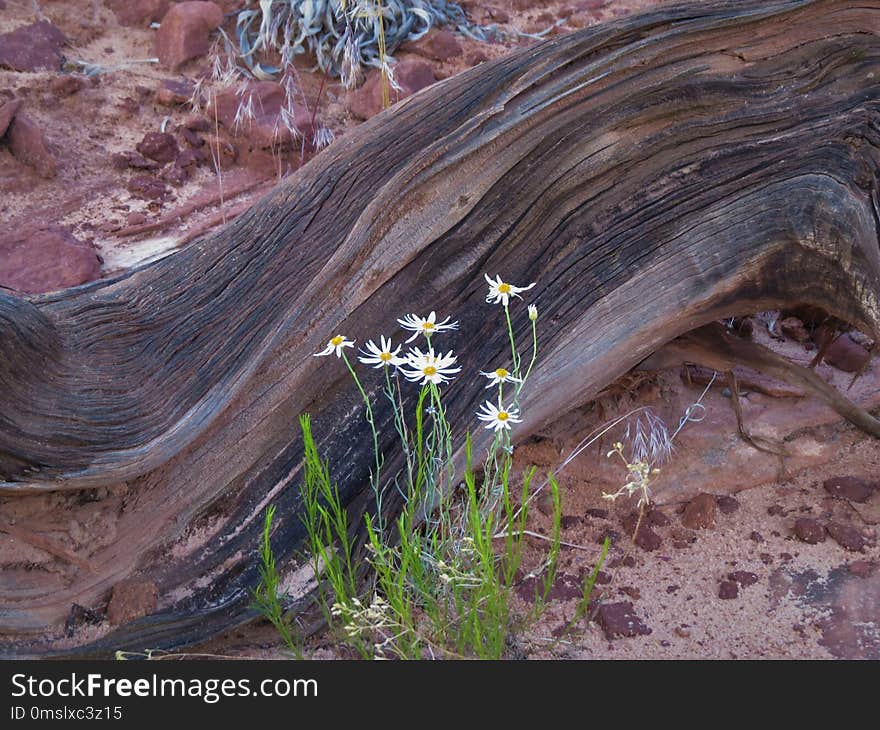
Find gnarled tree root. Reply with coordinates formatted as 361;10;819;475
1;0;879;656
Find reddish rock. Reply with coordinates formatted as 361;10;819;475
823;476;874;504
179;126;204;147
729;316;755;338
402;29;463;62
126;212;148;227
780;316;811;343
621;513;662;551
594;602;651;639
6;113;57;178
106;579;158;625
826;522;866;552
718;580;739;599
111;150;160;171
824;333;870;373
127;175;170;201
634;525;662;551
176;148;204;169
794;517;826;544
516;573;579;603
0;21;67;72
646;508;670;527
183;114;212;131
107;0;174;27
156;79;195;106
0;227;101;294
136;131;180;163
728;571;759;587
466;50;489;66
49;75;85;98
681;493;716;530
207;82;314;148
155;2;224;70
0;99;21;138
716;495;740;515
347;59;437;120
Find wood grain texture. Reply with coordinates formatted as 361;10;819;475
1;0;879;655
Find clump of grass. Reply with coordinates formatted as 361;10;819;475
251;268;723;658
250;505;304;658
251;274;617;659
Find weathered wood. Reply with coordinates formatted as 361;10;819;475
1;0;879;656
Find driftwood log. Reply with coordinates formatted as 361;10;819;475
2;0;879;656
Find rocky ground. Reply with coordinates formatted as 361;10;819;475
2;0;878;659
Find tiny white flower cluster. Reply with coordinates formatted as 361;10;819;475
313;274;538;434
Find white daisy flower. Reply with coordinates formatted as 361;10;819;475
314;334;355;358
528;304;538;321
476;401;523;433
397;311;459;343
484;274;536;306
358;336;404;369
400;347;461;385
479;367;523;389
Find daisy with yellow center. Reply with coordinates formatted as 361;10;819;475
358;336;404;369
479;366;523;389
314;334;355;358
484;273;535;306
400;347;461;385
397;311;459;343
476;400;523;433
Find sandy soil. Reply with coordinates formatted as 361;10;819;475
2;0;878;660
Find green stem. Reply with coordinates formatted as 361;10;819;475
429;382;454;489
515;318;538;401
503;304;519;374
386;367;414;492
342;352;383;526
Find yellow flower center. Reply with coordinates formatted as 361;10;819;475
379;351;392;362
422;322;435;331
495;368;509;379
497;411;509;421
498;283;511;294
423;366;438;377
331;335;344;346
